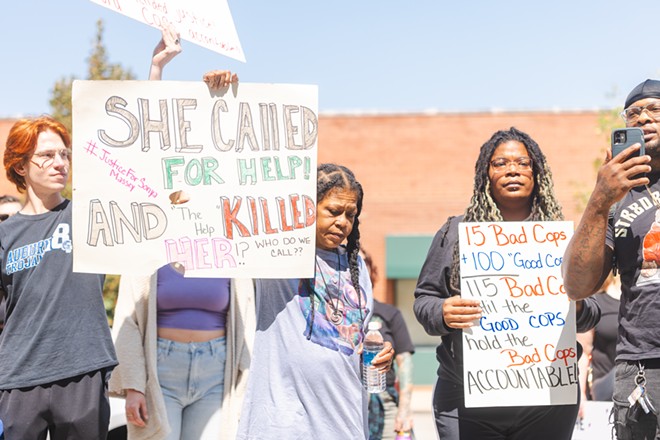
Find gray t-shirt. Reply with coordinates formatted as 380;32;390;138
608;175;660;361
237;247;373;440
0;200;117;389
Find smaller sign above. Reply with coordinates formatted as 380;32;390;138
90;0;245;62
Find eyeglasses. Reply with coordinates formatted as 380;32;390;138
31;148;72;169
490;157;533;172
620;103;660;123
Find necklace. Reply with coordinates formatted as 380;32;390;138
646;184;660;210
315;251;345;326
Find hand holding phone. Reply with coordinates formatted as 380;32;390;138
612;128;646;158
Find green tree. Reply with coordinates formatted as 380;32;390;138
49;18;136;325
572;83;626;214
572;106;624;214
50;19;135;133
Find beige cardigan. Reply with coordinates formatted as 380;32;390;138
108;274;256;440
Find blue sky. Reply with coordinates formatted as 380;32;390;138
2;1;659;118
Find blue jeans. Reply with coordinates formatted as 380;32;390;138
613;360;660;440
157;336;226;440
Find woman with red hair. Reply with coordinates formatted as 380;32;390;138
0;116;117;439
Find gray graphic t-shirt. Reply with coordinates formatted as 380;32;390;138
237;247;373;440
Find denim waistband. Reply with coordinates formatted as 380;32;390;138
157;336;226;356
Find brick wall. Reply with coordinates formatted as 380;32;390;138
317;111;606;301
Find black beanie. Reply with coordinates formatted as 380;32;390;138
624;79;660;109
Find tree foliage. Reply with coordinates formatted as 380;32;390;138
49;19;135;133
572;106;625;214
49;19;135;325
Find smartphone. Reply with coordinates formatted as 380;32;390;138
612;128;646;158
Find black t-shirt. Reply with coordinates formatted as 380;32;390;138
607;175;660;361
590;292;619;381
372;300;415;387
0;200;117;389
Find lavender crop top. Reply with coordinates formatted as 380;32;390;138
156;264;230;331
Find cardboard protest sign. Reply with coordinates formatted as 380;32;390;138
458;221;576;407
89;0;245;61
72;80;317;278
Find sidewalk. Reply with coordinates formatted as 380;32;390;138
411;385;436;439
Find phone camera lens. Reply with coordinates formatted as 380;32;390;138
614;132;627;144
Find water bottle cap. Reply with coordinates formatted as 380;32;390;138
368;321;382;331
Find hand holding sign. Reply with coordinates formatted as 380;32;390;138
203;70;238;89
149;24;181;80
149;24;182;81
90;0;245;61
443;296;482;329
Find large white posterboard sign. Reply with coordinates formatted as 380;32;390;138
72;80;318;278
458;221;576;407
89;0;245;61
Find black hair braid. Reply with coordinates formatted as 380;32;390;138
346;216;364;322
449;127;564;291
346;217;362;292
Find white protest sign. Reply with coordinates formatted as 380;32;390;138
458;221;576;407
72;80;317;278
89;0;245;61
572;401;614;439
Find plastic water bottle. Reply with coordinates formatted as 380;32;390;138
363;321;386;393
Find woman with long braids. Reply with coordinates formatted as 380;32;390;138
236;163;394;440
414;127;601;439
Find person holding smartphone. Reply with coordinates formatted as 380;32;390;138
563;79;660;439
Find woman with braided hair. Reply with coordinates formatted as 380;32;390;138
236;163;394;440
414;127;601;440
